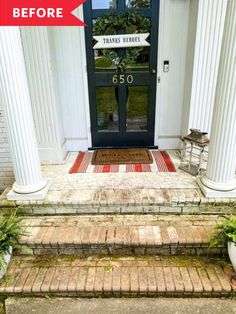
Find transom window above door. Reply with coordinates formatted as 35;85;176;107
92;0;151;10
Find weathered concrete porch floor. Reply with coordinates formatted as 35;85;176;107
1;151;236;215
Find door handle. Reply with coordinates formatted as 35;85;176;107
151;69;156;74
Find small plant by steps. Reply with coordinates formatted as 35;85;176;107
210;215;236;272
210;215;236;246
0;211;25;274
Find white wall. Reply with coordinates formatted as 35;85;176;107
0;104;14;193
21;27;67;163
48;21;91;151
156;0;190;149
182;0;199;135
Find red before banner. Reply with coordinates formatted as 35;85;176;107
0;0;86;26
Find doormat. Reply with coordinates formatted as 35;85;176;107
91;148;153;165
69;150;176;173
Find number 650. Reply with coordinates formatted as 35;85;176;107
112;75;134;84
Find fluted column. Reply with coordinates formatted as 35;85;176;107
183;0;227;134
199;0;236;196
0;27;48;197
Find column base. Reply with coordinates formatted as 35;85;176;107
197;177;236;198
13;178;48;194
201;175;236;191
7;180;52;201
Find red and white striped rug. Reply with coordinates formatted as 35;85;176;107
69;151;176;174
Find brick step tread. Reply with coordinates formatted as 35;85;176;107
19;215;225;256
0;187;210;208
2;186;236;209
0;256;233;297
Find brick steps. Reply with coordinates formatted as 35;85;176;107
18;215;226;257
3;203;236;216
2;187;236;216
0;255;233;297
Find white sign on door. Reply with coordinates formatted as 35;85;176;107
93;33;150;49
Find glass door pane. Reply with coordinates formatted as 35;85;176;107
126;86;148;132
125;18;151;71
92;0;117;9
93;19;118;72
96;87;119;132
126;0;150;8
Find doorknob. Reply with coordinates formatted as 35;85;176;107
151;69;156;74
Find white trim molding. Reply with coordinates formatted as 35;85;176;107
78;5;92;148
65;138;90;152
158;136;181;150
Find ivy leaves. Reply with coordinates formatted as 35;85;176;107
93;12;151;71
93;12;150;35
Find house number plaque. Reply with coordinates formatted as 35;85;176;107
112;74;134;84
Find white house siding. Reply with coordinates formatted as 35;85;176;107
156;0;190;149
47;24;91;152
20;27;67;164
0;104;14;193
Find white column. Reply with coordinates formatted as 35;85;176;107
183;0;227;135
0;27;49;199
198;0;236;197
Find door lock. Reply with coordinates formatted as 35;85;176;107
151;69;157;74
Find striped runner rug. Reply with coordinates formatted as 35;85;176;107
69;151;176;174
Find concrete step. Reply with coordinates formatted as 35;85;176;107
18;215;226;256
0;255;234;298
6;297;236;314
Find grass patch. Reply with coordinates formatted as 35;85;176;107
95;57;148;72
3;275;13;285
0;303;4;314
95;57;113;69
127;86;148;118
0;296;6;314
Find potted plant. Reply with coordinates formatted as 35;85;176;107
210;215;236;271
0;211;25;279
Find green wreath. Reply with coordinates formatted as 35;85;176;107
93;12;151;72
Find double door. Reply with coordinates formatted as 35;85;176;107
84;0;159;147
